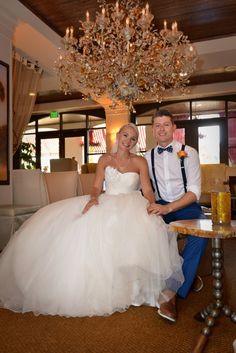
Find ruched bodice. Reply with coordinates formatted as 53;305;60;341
105;166;140;195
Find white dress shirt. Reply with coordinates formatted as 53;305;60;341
145;140;201;202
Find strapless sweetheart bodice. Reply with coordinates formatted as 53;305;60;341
105;166;140;195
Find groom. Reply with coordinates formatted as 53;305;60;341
145;109;208;322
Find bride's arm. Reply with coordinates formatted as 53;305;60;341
138;157;155;205
82;155;107;214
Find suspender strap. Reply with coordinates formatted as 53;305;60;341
151;148;161;199
180;144;187;193
151;145;187;198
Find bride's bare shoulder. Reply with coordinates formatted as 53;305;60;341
99;153;114;165
131;154;145;162
131;154;148;167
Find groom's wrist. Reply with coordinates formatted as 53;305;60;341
167;204;173;214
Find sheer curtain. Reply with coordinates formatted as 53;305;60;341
12;53;42;154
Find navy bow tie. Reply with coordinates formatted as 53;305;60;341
157;145;173;154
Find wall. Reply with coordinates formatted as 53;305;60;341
0;11;14;204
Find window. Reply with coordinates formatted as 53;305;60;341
19;95;236;169
20;111;106;171
134;97;231;164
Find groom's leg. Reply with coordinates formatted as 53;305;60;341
177;235;208;298
161;203;208;299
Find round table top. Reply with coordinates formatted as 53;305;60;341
169;219;236;239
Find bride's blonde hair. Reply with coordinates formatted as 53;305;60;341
111;123;139;153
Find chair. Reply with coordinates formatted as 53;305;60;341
0;169;49;250
44;171;81;203
79;173;96;195
50;158;78;172
229;176;236;219
200;163;228;207
81;163;97;174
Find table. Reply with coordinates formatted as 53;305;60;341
169;219;236;353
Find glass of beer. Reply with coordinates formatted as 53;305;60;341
211;191;231;225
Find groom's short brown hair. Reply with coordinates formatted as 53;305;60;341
152;109;174;125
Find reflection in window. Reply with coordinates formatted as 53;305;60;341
136;126;146;153
22;132;35;145
21;133;36;169
192;101;224;119
174;128;185;144
88;154;102;163
161;102;190;120
192;113;221;120
38;116;60;131
40;138;59;172
89;116;106;128
228;118;236;165
198;126;220;164
65;136;84;172
89;128;106;154
62;113;86;130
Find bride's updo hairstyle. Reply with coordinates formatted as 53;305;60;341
112;123;139;153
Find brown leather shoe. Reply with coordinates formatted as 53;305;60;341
158;297;177;322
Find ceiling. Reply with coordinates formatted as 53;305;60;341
18;0;236;42
11;0;236;108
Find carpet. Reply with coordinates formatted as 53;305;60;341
0;239;235;353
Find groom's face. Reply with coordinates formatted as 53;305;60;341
152;115;176;147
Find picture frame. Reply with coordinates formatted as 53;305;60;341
0;60;9;184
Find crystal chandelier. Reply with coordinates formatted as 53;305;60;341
55;0;198;111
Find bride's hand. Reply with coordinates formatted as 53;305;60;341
82;197;99;214
147;202;172;216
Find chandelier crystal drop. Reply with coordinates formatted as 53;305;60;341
55;0;198;111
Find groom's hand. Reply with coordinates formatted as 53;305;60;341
147;203;172;216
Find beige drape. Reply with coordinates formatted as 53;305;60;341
12;53;42;154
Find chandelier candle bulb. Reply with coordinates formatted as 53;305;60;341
65;27;69;40
86;11;90;22
70;27;74;39
172;22;178;32
115;1;119;12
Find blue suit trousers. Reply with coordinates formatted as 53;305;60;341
157;200;208;298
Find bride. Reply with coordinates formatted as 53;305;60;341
0;123;184;320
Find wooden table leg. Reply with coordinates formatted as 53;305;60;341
191;334;208;353
192;237;236;352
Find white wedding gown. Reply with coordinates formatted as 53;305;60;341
0;166;184;317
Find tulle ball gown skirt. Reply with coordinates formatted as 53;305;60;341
0;190;183;317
